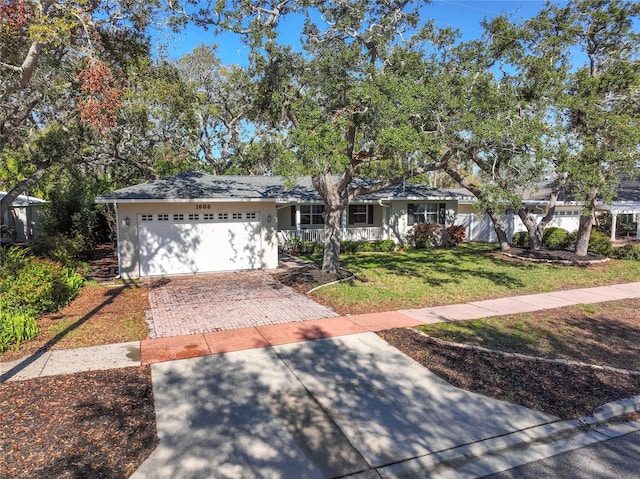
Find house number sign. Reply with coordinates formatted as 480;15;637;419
195;204;211;210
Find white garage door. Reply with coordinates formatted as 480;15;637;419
137;211;261;277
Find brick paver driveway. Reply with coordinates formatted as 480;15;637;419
144;271;338;338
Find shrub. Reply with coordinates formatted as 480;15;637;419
511;231;529;247
312;242;325;256
1;257;84;314
0;245;30;276
542;227;571;250
30;233;85;267
340;241;358;254
372;239;396;252
445;225;466;247
0;302;38;353
339;239;396;253
613;244;640;261
588;229;614;257
407;223;442;249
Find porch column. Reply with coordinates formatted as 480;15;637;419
610;212;617;241
382;204;388;240
295;205;301;236
341;210;347;239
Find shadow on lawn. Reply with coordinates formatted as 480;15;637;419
339;244;536;290
0;281;139;382
420;302;640;371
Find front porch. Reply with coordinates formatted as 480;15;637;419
279;226;386;245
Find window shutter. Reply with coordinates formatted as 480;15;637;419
348;206;355;225
439;203;446;225
408;204;415;226
368;205;374;225
290;205;296;227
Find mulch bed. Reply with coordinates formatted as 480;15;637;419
0;367;157;478
0;284;150;362
85;244;119;282
380;328;640;420
498;246;608;264
272;263;353;294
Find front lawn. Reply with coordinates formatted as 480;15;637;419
310;243;640;315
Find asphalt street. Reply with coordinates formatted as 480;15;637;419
484;430;640;479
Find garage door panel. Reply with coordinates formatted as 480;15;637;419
138;216;261;277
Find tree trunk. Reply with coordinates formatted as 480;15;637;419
486;208;511;251
575;187;598;256
312;173;348;274
443;165;510;251
322;206;343;274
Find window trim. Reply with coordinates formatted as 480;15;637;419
348;204;374;225
300;204;324;225
408;202;445;226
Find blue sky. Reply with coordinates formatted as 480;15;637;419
157;1;560;64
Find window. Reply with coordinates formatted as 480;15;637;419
218;213;228;220
349;205;374;225
203;213;215;220
188;214;199;221
232;213;242;220
173;214;184;221
246;212;257;220
408;203;445;226
301;205;324;225
141;214;153;222
158;214;169;221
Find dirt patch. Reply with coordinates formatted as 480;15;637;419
272;264;353;294
0;367;157;478
498;246;608;265
0;283;149;362
380;328;640;420
85;244;119;282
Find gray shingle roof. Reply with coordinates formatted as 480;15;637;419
95;171;474;203
0;191;46;206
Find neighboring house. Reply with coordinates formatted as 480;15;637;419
0;191;46;243
95;171;473;278
509;179;640;241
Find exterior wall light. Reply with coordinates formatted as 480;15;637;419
125;217;130;226
266;214;272;223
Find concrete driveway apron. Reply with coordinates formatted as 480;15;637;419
132;332;556;479
144;271;338;338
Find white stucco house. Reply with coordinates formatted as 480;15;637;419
0;191;46;243
95;171;474;278
96;172;640;279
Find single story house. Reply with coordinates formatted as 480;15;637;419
95;171;474;278
511;179;640;241
0;191;46;243
96;172;640;278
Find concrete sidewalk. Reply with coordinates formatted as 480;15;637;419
131;332;640;479
2;282;640;478
139;281;640;365
2;282;639;380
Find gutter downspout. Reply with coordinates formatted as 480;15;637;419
114;202;122;279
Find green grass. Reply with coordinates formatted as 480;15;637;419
415;300;640;370
311;242;640;314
